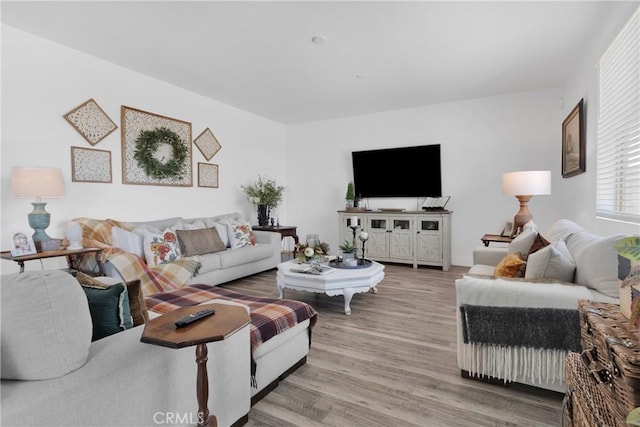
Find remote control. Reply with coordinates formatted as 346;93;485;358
174;308;216;328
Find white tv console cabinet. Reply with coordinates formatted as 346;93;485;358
337;210;452;271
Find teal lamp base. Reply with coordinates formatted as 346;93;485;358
28;202;52;245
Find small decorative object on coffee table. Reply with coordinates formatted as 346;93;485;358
358;231;369;265
140;304;250;427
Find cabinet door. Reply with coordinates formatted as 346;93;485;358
367;217;388;258
389;218;413;259
416;218;442;262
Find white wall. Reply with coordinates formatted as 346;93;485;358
1;26;287;273
286;88;566;266
285;2;639;266
560;2;639;237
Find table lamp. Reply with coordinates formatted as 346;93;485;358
502;170;551;235
11;167;65;247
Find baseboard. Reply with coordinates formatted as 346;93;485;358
250;356;307;406
230;413;249;427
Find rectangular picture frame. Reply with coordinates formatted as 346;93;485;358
10;232;37;257
198;163;219;188
562;98;585;178
121;105;193;187
71;146;112;183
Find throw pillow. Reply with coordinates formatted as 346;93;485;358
111;226;145;259
78;273;148;327
227;222;256;249
1;270;92;380
574;234;627;299
508;226;538;258
176;228;226;256
525;239;576;282
528;233;551;255
212;222;230;247
143;228;182;266
494;252;526;278
80;282;133;341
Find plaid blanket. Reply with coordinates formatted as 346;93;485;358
145;284;318;386
72;217;201;297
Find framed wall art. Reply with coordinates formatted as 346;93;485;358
562;98;585;178
71;146;112;183
64;98;118;145
194;128;222;161
198;163;219;188
121;106;193;187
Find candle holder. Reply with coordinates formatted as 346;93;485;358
358;233;369;265
349;225;359;245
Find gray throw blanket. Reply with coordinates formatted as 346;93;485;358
460;304;581;352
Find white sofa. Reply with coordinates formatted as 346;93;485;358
455;219;625;392
1;270;250;427
102;212;282;287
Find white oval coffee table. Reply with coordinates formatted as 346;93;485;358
276;260;385;315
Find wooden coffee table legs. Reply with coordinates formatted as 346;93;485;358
195;343;217;427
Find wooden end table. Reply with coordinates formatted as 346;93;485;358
140;304;250;427
0;247;104;274
251;225;299;246
480;234;513;247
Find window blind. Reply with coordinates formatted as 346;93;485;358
596;7;640;224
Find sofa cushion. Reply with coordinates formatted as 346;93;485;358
196;252;223;275
494;252;526;277
176;228;226;256
111;226;144;259
143;228;182;266
573;234;626;299
545;219;586;243
218;243;274;269
1;270;92;380
508;225;538;257
525;239;576;282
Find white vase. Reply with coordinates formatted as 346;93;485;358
66;222;83;250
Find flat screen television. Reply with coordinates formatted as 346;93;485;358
352;144;442;198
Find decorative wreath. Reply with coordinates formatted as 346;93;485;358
134;127;188;179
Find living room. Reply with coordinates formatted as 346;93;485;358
1;1;639;426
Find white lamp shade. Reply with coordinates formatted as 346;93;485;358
502;171;551;196
11;167;64;199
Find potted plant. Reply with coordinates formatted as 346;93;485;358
345;181;355;208
339;239;358;260
242;176;284;226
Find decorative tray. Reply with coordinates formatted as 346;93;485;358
329;259;373;269
377;208;406;212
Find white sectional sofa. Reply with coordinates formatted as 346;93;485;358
455;219;626;392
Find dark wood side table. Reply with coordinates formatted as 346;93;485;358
480;234;513;247
140;304;250;427
0;247;104;274
252;225;299;247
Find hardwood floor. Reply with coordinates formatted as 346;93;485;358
221;263;564;426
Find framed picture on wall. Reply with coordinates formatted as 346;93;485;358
562;98;585;178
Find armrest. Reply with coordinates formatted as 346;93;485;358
455;274;593;310
473;246;507;266
252;230;280;247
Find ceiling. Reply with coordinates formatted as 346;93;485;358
1;1;625;125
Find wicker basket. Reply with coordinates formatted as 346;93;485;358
578;300;640;419
564;352;627;427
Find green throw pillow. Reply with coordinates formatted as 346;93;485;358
81;282;133;341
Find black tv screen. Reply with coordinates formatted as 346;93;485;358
352;144;442;198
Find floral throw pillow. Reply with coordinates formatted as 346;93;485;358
143;228;182;266
227;222;256;249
